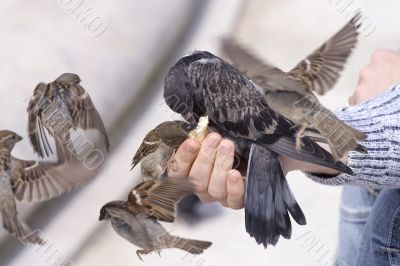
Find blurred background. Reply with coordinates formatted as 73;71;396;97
0;0;399;265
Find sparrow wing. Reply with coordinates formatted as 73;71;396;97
10;156;100;202
220;37;308;95
220;37;274;72
131;126;161;170
127;178;193;223
288;13;360;95
27;83;54;158
58;79;110;151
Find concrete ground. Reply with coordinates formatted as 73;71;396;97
1;0;400;265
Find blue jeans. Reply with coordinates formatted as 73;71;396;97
339;186;400;266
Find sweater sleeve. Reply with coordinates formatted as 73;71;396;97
306;84;400;188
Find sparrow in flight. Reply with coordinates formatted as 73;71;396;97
0;130;99;244
221;13;366;160
163;46;353;247
131;117;208;181
99;178;212;260
27;73;110;161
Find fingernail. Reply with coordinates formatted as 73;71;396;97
218;145;232;156
205;135;220;149
228;170;240;182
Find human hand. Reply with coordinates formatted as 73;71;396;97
168;132;245;209
349;49;400;105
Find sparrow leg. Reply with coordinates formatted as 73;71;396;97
166;149;178;172
295;124;308;151
136;249;150;261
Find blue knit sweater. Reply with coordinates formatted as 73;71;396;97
307;84;400;188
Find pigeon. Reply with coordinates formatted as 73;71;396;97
131;117;208;181
163;48;353;247
99;178;212;260
221;13;366;159
27;73;110;161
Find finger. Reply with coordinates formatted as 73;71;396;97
168;138;200;178
219;200;229;207
208;139;235;202
226;169;245;210
349;82;373;106
348;94;357;106
189;132;222;200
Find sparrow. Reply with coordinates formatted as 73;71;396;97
131;117;208;181
221;13;367;159
99;178;212;260
27;73;110;161
163;48;353;247
0;130;99;244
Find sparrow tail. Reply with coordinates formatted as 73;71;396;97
259;132;354;175
245;144;306;248
1;210;45;245
305;130;368;154
306;112;367;160
170;236;212;254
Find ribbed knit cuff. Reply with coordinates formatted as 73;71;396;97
306;84;400;188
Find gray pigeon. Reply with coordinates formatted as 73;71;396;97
163;50;353;248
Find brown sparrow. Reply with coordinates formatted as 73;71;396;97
131;117;208;181
0;130;101;244
99;178;212;260
221;13;366;159
27;73;110;161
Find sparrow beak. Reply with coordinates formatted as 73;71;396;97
16;135;23;142
99;210;105;221
99;207;109;221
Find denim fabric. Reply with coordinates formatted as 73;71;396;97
339;186;400;266
339;185;378;265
